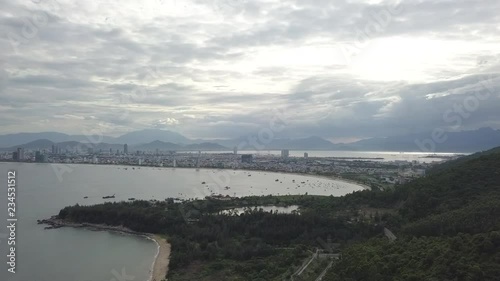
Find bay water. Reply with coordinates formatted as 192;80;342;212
0;162;364;281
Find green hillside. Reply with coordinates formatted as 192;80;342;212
324;147;500;281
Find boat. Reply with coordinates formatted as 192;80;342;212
83;196;88;199
102;194;115;199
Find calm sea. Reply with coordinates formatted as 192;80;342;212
0;162;364;281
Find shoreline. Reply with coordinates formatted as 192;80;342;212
38;217;170;281
1;161;371;191
184;166;372;191
150;234;170;281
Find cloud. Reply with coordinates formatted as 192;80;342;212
0;0;499;140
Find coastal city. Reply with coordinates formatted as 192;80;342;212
0;144;460;190
2;0;499;280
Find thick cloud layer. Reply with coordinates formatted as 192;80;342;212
0;0;499;141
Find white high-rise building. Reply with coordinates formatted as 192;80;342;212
17;148;24;161
281;149;289;158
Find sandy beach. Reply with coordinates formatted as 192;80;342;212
149;235;171;281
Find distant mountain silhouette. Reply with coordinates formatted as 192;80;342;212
134;140;182;151
0;129;189;147
0;132;71;147
184;142;227;151
1;128;499;152
0;132;115;147
286;136;335;150
60;142;123;152
8;139;55;150
0;138;228;153
225;129;500;152
344;127;500;152
115;129;190;145
217;135;335;150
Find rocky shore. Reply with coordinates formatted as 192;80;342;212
38;216;144;234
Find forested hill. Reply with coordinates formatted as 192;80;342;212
397;146;500;222
337;145;500;222
324;146;500;281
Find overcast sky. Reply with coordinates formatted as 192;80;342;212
0;0;499;142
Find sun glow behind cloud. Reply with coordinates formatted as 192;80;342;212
347;37;490;82
0;0;499;138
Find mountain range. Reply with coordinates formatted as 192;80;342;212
0;139;228;153
0;127;499;153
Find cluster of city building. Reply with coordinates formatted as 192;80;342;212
0;144;447;189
